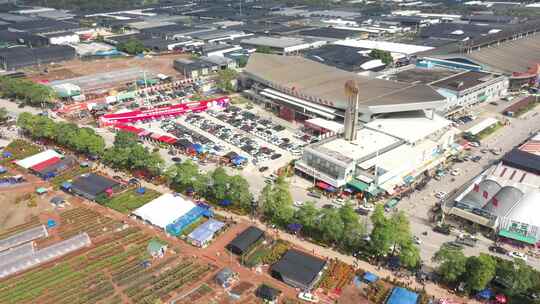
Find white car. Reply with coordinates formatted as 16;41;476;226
435;191;448;199
333;198;345;206
469;141;481;148
294;201;304;207
508;251;528;261
450;169;460;176
413;236;422;245
357;203;375;212
298;292;319;303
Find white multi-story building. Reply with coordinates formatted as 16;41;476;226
431;70;508;112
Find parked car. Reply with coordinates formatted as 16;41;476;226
469;141;481;147
433;224;452;235
294;201;304;207
450;169;460;176
308;192;321;199
298;292;319;303
472;156;482;162
455;237;477;247
259;166;269;172
508;251;528;261
489;245;508;255
444;241;464;250
413;236;422;245
435;191;448;199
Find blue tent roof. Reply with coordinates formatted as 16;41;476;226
188;219;225;245
61;181;72;189
2;152;12;158
386;287;419;304
219;199;232;206
287;223;302;232
363;272;379;283
477;289;493;299
166;206;213;236
136;187;146;194
191;143;204;153
232;156;247;165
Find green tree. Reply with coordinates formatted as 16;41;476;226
369;49;393;65
216;68;238;93
117;38;146;55
320;208;345;243
260;176;294;225
0;107;8;124
210;167;229;202
432;246;467;284
465;254;497;291
114;131;138;148
294;201;321;234
496;259;535;296
369;204;393;257
400;240;421;269
228;175;252;212
166;160;199;192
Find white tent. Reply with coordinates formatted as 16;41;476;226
15;150;63;169
132;193;196;229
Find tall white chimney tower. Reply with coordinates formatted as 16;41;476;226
344;80;360;141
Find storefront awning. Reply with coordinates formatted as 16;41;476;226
348;179;369;192
498;229;536;245
316;181;336;192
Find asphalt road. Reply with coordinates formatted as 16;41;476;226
397;101;540;268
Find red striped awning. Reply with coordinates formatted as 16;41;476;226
31;157;61;172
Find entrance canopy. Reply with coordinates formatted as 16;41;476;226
498;229;536;245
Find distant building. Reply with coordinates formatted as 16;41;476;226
40;31;79;45
173;56;236;78
430;70;508;111
0;45;76;70
240;36;326;55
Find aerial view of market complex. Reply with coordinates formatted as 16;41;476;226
0;0;540;303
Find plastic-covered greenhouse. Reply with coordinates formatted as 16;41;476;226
166;206;213;236
0;225;48;252
0;242;35;267
0;233;91;279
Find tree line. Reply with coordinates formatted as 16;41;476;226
0;77;57;106
165;162;253;214
102;131;163;176
433;245;540;300
258;177;421;268
17;112;105;156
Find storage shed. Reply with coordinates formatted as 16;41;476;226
226;226;264;255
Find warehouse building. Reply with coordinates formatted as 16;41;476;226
270;249;327;290
226;226;264;255
448;133;540;245
430;70;508;112
303;44;385;73
0;45;76;70
418;21;540;90
68;173;120;201
240;36;326;55
243;53;446;122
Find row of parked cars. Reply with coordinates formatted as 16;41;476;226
207;108;305;156
161;120;228;157
184;114;280;165
452;114;476;125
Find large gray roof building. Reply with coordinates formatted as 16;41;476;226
244;53;445;121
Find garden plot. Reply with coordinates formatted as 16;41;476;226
0;206;218;304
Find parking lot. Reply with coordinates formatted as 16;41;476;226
396;101;540;268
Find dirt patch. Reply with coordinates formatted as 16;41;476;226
337;283;371;304
27;53;193;84
0;183;54;231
